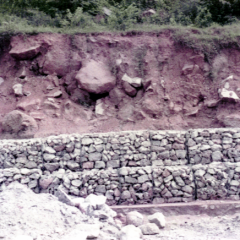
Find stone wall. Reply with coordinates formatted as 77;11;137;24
1;128;240;205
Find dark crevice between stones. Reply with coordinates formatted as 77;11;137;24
185;130;191;165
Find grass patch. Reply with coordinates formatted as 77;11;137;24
1;12;240;63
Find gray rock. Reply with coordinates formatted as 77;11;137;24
67;161;79;170
125;176;137;184
121;190;131;199
72;180;82;187
212;151;222;161
107;160;120;168
148;212;166;228
158;151;170;159
28;180;38;189
44;163;59;172
182;185;193;194
88;152;102;161
176;150;187;159
44;146;56;154
82;138;93;145
13;84;23;96
122;73;142;88
95;185;106;194
25;161;37;169
195;169;205;177
39;177;53;189
55;186;74;206
138;174;149;183
95;161;105;169
126;211;144;227
139;223;159;235
76;60;116;94
43;153;55;161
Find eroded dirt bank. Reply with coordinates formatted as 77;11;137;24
1;31;240;139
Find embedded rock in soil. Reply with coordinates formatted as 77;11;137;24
219;88;239;101
122;81;137;97
76;60;116;94
2;110;38;138
218;114;240;128
9;44;41;60
122;73;142;88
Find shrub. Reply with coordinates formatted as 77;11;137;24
107;3;139;30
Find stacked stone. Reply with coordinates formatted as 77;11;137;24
107;131;151;168
0;139;43;169
42;135;81;172
0;168;41;193
149;131;187;167
225;162;240;200
192;162;229;200
152;166;194;203
187;129;240;165
119;166;153;204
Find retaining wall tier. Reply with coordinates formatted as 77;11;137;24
1;128;240;204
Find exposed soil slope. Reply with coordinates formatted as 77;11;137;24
1;31;240;139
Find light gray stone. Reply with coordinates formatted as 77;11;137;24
148;212;166;228
126;211;144;227
212;151;222;161
88;152;102;161
44;163;59;172
43;153;55;161
82;138;93;145
107;160;120;168
139;223;159;235
176;150;187;159
95;185;106;193
95;161;105;169
121;190;131;200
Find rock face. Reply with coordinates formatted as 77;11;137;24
3;32;240;139
76;60;116;94
2;110;38;138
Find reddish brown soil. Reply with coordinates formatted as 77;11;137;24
1;32;240;139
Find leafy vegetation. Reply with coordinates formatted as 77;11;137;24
1;0;240;61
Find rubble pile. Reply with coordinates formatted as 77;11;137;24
0;182;166;240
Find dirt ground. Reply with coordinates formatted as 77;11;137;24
144;213;240;240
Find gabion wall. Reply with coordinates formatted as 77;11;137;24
1;128;240;205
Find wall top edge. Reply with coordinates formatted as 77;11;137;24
1;128;240;145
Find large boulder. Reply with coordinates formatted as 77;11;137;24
2;110;38;138
75;60;116;94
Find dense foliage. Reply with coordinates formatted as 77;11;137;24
0;0;240;31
